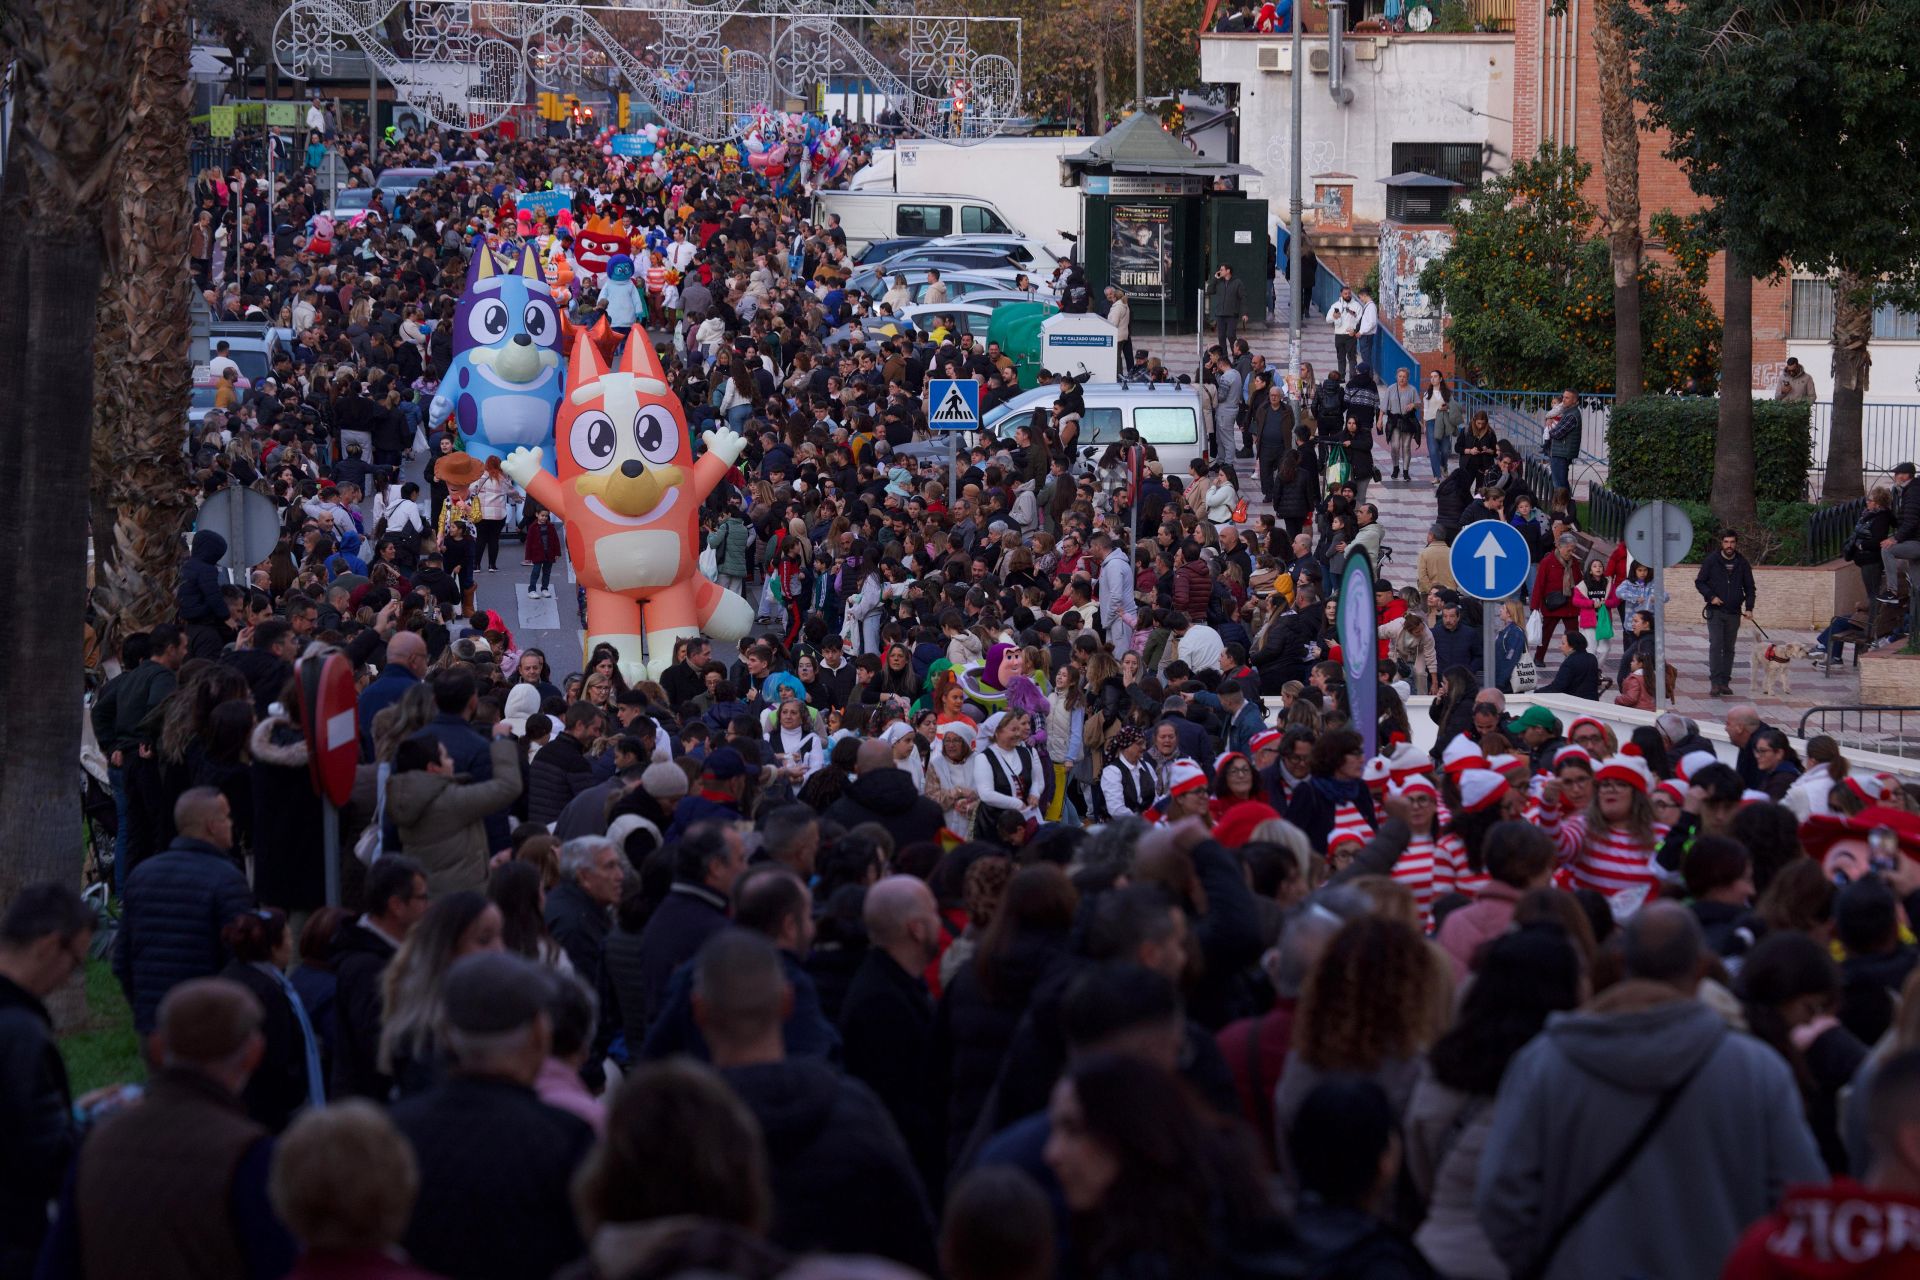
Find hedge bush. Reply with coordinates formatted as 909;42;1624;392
1659;498;1815;565
1606;397;1812;506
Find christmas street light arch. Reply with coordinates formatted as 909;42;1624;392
271;0;1024;143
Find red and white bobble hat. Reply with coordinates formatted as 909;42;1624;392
1386;740;1431;786
1552;745;1593;773
1676;750;1721;782
1390;775;1439;803
1250;728;1285;756
1457;768;1510;815
1215;751;1249;777
1655;778;1687;808
1566;716;1609;753
1487;752;1526;777
1362;755;1393;793
1329;801;1375;850
1843;775;1888;807
1595;746;1653;793
1327;826;1368;859
1441;736;1490;776
1167;758;1208;799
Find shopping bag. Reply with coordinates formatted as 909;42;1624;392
699;546;719;579
1525;609;1543;649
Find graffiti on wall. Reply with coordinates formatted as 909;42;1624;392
1260;135;1342;193
1379;224;1451;354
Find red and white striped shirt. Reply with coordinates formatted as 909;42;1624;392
1433;832;1489;901
1542;811;1669;898
1394;833;1439;928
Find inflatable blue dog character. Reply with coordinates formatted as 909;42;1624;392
429;245;564;468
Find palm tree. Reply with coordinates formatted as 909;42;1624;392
1822;272;1873;504
1713;262;1758;532
93;0;196;644
1592;0;1642;400
0;0;143;904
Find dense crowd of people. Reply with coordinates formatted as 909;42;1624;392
12;108;1920;1280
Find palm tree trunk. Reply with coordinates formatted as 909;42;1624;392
93;0;196;647
1824;272;1872;503
0;0;141;903
1713;259;1758;532
1593;0;1642;399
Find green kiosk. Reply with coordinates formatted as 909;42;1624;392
1065;112;1267;339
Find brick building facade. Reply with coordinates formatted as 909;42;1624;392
1512;0;1793;391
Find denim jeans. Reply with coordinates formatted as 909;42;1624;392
528;561;553;592
109;763;129;892
1548;454;1572;496
1426;418;1449;477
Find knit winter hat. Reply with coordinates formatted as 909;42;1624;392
1595;746;1652;793
1676;750;1721;782
1390;776;1439;802
1441;736;1489;776
1457;768;1510;815
1362;756;1392;789
1386;740;1430;785
1249;728;1285;756
1552;745;1593;772
1487;753;1525;775
1215;751;1250;777
1167;758;1208;798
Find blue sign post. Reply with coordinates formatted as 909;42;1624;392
1449;520;1532;696
926;378;980;431
927;378;981;508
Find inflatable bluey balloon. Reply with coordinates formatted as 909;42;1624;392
429;246;564;468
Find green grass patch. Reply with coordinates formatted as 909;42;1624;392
59;959;145;1096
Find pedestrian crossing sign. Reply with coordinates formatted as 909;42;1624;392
928;378;980;431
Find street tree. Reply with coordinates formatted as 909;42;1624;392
1418;145;1718;395
0;0;143;902
1628;0;1920;513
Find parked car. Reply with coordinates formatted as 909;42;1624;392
374;166;437;195
207;322;281;386
855;236;931;265
984;381;1209;482
877;234;1069;277
849;266;1039;304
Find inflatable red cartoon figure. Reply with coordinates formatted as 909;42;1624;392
501;332;751;681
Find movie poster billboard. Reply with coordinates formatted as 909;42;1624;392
1110;204;1171;300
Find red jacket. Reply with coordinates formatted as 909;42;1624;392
1171;560;1214;617
1722;1182;1920;1278
1530;552;1579;618
522;517;564;565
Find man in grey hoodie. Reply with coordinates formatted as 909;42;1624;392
1475;903;1823;1280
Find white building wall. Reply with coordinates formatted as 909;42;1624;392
1782;339;1920;407
1200;33;1514;225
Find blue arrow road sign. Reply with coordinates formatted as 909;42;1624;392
1449;519;1531;601
927;378;980;432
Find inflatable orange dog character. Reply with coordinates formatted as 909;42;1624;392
501;331;752;682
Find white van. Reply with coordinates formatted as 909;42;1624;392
982;382;1209;481
815;191;1018;256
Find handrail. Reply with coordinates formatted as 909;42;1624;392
1798;705;1920;760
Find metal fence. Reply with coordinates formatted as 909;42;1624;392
1798;706;1920;760
1807;402;1920;480
1587;483;1635;542
1307;258;1421;390
1807;496;1867;565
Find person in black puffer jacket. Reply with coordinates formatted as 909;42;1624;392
1273;433;1321;540
525;707;602;828
823;746;945;849
113;788;256;1033
176;529;231;659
